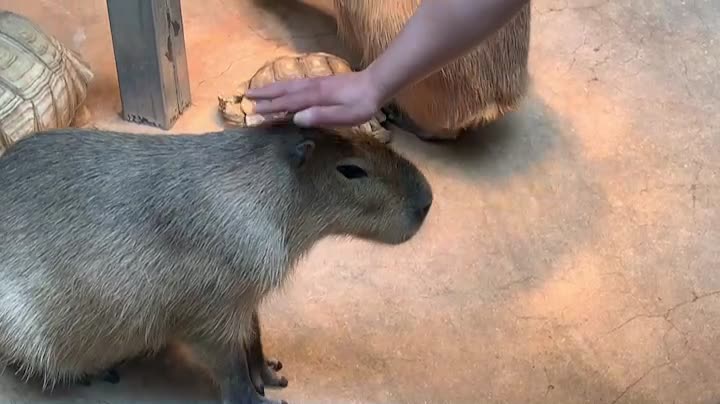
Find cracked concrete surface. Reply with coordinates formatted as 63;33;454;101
0;0;718;403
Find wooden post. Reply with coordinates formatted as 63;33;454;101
106;0;191;130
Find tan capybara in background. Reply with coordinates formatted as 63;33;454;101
0;125;432;404
332;0;531;140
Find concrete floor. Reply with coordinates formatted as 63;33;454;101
0;0;718;403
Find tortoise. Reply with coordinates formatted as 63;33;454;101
218;52;391;143
0;10;94;155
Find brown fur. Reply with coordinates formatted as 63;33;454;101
0;125;432;402
332;0;531;139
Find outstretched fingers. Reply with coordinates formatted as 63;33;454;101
254;88;326;116
242;72;376;129
247;76;323;102
246;78;310;98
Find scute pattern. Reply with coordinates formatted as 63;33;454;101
218;52;391;144
0;11;93;155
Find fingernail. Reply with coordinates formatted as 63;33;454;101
254;100;270;112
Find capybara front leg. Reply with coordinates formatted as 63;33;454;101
189;340;287;404
245;310;288;396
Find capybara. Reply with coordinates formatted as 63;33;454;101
0;125;433;403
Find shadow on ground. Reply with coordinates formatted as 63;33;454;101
247;0;350;58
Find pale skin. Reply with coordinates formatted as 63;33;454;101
246;0;530;128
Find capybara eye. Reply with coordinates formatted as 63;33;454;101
336;164;368;179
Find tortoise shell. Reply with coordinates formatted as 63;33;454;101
0;11;93;155
218;52;391;143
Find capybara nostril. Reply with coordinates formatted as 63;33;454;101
421;201;432;218
414;198;432;222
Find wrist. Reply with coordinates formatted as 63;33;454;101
364;61;396;109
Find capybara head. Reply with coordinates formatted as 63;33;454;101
286;128;433;245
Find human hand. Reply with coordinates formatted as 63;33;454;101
244;69;385;128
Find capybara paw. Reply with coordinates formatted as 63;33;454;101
266;359;282;372
261;358;287;388
101;368;120;384
251;357;288;396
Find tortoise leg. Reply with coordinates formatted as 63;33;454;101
236;80;249;98
218;80;251;127
368;117;392;144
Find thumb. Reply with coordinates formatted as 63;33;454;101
293;106;360;128
293;109;317;127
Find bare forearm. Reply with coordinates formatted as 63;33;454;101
367;0;529;103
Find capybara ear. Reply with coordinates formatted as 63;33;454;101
290;139;315;167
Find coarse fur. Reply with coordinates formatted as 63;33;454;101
332;0;531;139
0;125;432;402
